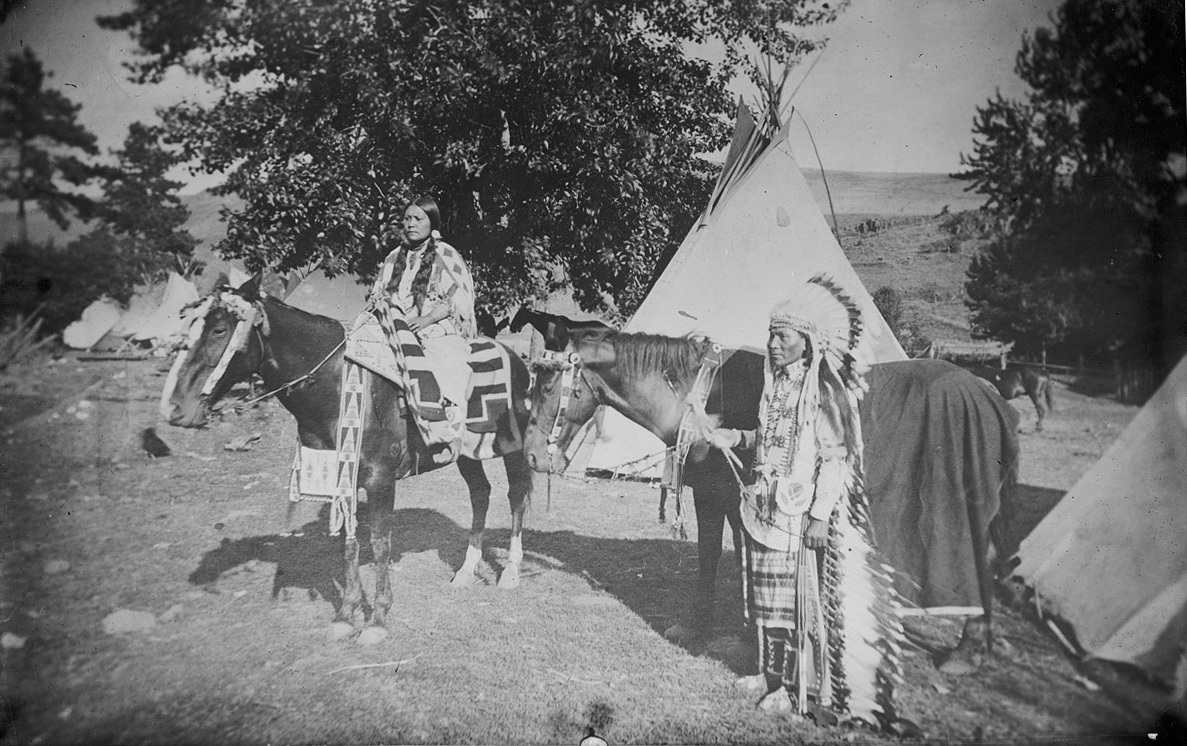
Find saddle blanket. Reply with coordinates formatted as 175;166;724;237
344;320;513;435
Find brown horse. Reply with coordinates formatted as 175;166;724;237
524;328;1019;668
970;365;1055;430
162;275;534;644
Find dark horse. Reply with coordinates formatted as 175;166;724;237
524;328;1019;668
969;365;1055;431
162;276;534;645
509;307;612;351
475;309;509;338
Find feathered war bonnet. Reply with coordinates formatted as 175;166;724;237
765;274;870;465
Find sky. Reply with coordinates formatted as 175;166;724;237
2;0;1064;193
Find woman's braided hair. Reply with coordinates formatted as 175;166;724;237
386;195;441;310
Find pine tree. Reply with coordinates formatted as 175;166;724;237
958;0;1185;366
0;47;99;245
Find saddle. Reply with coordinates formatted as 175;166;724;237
344;319;516;450
288;317;519;539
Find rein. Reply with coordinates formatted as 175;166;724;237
241;331;347;406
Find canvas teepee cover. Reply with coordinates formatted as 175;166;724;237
1013;355;1187;686
586;102;906;476
284;270;368;320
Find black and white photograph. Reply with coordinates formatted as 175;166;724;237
1;0;1184;743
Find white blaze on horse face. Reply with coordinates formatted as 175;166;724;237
159;298;214;420
201;305;257;396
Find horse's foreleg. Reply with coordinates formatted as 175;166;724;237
499;452;533;589
359;491;394;646
663;486;725;644
330;535;363;640
452;458;492;587
1029;391;1046;432
693;489;726;634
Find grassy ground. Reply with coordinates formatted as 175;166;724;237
2;185;1175;743
0;348;1170;745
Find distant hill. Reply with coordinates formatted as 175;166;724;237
1;172;989;348
0;170;983;248
803;170;984;217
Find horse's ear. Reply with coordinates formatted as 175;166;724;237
548;320;571;352
569;327;615;366
237;272;264;301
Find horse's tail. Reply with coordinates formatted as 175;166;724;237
1043;374;1055;411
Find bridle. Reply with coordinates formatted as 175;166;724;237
531;349;596;458
159;292;258;419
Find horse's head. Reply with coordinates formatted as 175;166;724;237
523;328;614;473
508;306;532;334
161;275;267;428
525;329;719;473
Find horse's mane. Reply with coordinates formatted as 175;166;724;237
260;294;351;334
609;332;712;385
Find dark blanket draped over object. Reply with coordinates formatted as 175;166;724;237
861;359;1020;610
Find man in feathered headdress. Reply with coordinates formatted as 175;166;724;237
707;274;911;733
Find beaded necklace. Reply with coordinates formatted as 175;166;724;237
761;362;807;477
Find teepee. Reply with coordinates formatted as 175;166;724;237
283;269;369;320
586;85;905;477
1012;355;1187;687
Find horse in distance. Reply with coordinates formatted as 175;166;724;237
508;306;612;351
970;365;1055;430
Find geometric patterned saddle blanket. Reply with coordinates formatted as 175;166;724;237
290;321;520;538
343;318;514;437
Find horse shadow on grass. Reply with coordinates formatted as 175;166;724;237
188;504;475;612
186;503;749;668
185;484;1074;677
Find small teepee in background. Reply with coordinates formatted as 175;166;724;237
1012;354;1187;688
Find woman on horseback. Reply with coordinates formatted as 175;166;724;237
370;195;477;462
706;276;912;734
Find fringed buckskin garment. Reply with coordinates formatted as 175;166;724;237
729;275;909;732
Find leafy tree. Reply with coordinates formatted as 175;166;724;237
99;0;841;316
872;285;927;357
0;47;99;245
957;0;1185;367
84;122;200;284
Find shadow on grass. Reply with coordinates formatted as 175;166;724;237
1005;483;1066;553
186;503;749;667
187;504;475;612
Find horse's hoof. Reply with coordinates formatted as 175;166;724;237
450;569;481;588
938;649;984;675
357;625;389;646
735;674;767;692
497;565;521;589
328;621;355;641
